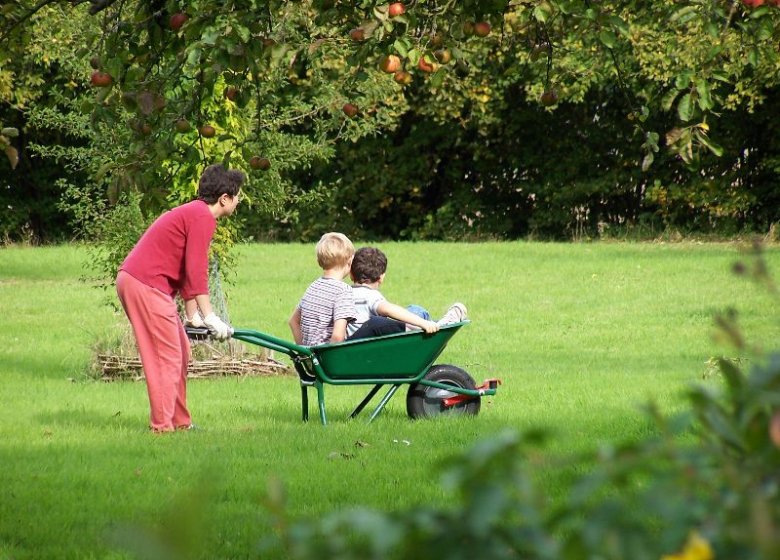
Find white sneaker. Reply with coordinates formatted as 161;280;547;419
437;303;468;325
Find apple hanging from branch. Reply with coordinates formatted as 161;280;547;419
224;87;238;101
174;119;191;133
342;103;359;118
379;55;402;73
393;71;413;85
540;89;559;106
90;71;113;87
417;56;436;73
349;28;366;42
388;2;406;17
169;12;188;31
199;124;216;138
249;156;271;171
474;22;491;37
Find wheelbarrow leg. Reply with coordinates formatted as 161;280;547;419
368;384;401;423
315;381;327;426
300;384;309;422
350;384;383;419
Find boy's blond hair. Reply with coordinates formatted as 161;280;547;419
316;232;355;269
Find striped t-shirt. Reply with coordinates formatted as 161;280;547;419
297;277;356;346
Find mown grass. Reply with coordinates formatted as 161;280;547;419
0;242;777;559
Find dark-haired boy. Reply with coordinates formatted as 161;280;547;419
347;246;467;340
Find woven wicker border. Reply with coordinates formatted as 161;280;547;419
97;353;291;381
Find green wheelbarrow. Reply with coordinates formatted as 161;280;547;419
217;321;500;425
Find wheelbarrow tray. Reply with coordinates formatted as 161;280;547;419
309;322;463;382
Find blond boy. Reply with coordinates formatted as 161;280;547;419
288;232;357;346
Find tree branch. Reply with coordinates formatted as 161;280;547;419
85;0;120;15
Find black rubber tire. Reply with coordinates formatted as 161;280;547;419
406;364;481;419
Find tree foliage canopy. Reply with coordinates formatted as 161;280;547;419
1;0;779;243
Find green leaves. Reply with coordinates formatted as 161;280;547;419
392;37;412;58
607;15;630;37
201;27;220;46
533;3;552;23
677;93;693;122
670;5;698;24
665;70;723;162
695;78;712;111
598;30;617;49
696;128;723;157
641;131;660;172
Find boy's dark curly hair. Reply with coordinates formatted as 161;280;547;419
351;247;388;284
197;164;245;204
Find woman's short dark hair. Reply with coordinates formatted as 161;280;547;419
197;164;245;204
351;247;388;284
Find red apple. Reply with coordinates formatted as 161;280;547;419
224;86;238;101
379;55;402;73
434;49;452;64
474;21;491;37
388;2;406;17
169;12;188;31
349;28;366;42
393;70;413;85
249;156;271;171
342;103;359;118
174;119;191;133
540;89;558;106
417;56;435;73
90;71;113;87
199;124;216;138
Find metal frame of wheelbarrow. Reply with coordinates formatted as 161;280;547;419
227;321;500;425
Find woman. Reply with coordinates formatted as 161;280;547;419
116;164;244;432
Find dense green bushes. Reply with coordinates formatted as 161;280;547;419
266;87;780;242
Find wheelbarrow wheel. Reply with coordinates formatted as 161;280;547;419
406;364;481;419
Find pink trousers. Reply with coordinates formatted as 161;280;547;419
116;271;192;432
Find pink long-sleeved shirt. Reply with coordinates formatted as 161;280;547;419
120;200;216;300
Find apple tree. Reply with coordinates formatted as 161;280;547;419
66;0;778;203
2;0;780;241
250;0;780;239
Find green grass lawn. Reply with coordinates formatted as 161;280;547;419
1;241;777;559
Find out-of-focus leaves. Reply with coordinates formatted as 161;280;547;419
4;145;18;169
677;93;693;122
